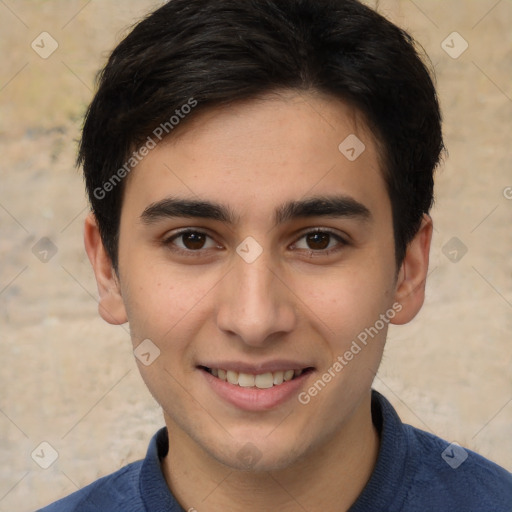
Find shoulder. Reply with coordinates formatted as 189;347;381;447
37;460;144;512
361;391;512;512
403;424;512;511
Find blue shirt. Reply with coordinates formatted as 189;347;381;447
38;391;512;511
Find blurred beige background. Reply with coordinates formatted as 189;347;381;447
0;1;511;510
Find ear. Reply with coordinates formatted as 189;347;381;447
390;214;433;325
84;213;128;325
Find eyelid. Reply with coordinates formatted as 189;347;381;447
289;228;349;257
164;227;215;240
291;227;349;245
162;227;348;256
163;228;222;253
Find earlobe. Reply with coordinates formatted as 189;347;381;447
83;213;128;325
390;214;433;325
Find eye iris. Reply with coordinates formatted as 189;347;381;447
307;232;330;250
183;232;206;250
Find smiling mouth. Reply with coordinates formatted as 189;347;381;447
199;366;314;389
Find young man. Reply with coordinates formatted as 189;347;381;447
39;0;512;510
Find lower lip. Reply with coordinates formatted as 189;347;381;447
201;369;313;412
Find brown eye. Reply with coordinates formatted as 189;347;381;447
181;232;207;250
166;230;218;252
306;232;331;250
293;229;347;254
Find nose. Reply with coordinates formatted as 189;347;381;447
216;250;297;347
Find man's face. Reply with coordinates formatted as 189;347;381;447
115;92;400;470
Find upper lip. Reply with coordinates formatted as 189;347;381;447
198;360;314;374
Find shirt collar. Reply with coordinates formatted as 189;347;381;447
138;390;410;511
348;390;412;511
139;425;183;511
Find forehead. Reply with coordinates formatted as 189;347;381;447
122;91;390;223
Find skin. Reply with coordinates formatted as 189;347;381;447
85;91;432;511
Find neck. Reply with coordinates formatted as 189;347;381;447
162;392;379;511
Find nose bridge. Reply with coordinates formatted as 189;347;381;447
216;249;296;345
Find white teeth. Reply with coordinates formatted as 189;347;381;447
273;371;284;385
238;373;255;387
255;373;274;389
284;369;295;381
207;367;307;388
227;370;239;385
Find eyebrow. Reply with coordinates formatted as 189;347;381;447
140;195;371;226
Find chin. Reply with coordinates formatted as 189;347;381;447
208;435;306;473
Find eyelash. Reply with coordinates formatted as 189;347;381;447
162;228;348;258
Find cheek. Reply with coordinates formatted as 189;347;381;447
120;262;217;348
291;262;395;345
